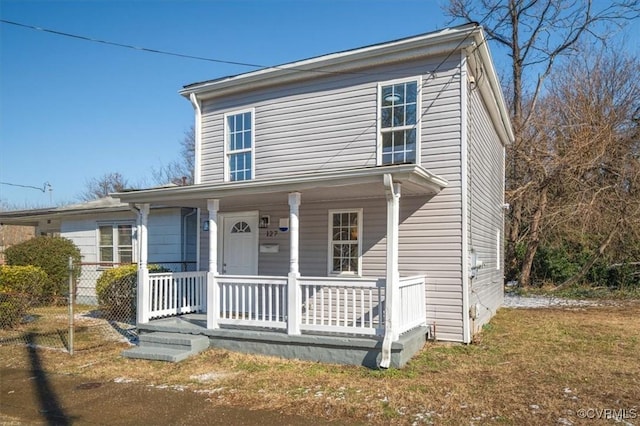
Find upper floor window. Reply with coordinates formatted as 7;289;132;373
225;109;254;182
378;78;420;165
99;223;134;264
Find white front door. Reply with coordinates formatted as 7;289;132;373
221;212;259;275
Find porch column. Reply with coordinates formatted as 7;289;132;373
287;192;301;335
207;199;220;329
380;175;400;368
136;203;150;324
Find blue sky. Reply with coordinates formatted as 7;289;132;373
0;1;638;208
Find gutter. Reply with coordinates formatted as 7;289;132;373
114;165;447;204
189;93;202;185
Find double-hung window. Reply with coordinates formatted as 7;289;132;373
328;209;362;275
379;78;420;165
225;109;254;182
98;223;134;264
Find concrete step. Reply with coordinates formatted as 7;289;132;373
122;346;194;362
139;332;210;352
122;332;210;362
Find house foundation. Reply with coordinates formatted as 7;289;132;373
138;314;428;368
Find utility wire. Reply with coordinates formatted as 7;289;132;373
0;18;498;79
0;19;373;76
0;19;267;68
0;181;51;193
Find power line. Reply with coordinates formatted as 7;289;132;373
0;181;52;193
0;19;269;69
0;18;495;79
0;19;372;77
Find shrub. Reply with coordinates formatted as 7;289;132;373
96;264;168;321
0;265;47;328
0;293;29;328
5;236;81;298
0;265;48;300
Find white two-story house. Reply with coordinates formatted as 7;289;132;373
116;23;513;368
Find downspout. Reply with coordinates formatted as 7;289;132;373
460;51;472;344
188;93;203;272
182;208;197;271
189;93;202;185
380;174;400;368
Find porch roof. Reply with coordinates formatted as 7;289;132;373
113;164;447;208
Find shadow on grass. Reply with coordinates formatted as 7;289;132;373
25;332;73;425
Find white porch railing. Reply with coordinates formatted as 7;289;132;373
143;272;425;339
215;275;288;329
148;271;207;320
397;275;427;334
299;277;385;336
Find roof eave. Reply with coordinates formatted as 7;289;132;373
113;165;448;205
180;24;479;100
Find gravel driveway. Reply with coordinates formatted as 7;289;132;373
503;294;605;308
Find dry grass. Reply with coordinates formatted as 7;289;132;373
2;302;639;425
0;305;131;351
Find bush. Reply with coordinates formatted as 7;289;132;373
0;265;47;328
0;293;29;328
5;236;81;298
96;264;168;321
0;265;48;301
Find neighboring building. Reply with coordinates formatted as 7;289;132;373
0;197;198;304
0;224;36;264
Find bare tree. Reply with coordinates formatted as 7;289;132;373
151;126;195;186
79;172;129;201
446;0;640;286
538;51;640;287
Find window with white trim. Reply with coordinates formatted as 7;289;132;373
98;223;134;264
225;110;254;182
379;79;420;165
328;210;362;275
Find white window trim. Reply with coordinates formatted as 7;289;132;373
327;209;363;276
96;221;136;266
223;107;256;182
376;76;422;166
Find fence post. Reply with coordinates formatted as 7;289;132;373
68;256;74;355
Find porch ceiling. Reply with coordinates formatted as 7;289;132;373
113;164;448;208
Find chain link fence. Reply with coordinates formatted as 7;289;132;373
1;261;137;353
0;260;197;353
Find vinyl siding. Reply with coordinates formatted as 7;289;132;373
60;209;186;304
199;56;461;182
197;54;466;342
467;82;505;334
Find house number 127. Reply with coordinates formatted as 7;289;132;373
265;230;278;237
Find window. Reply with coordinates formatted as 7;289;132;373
231;221;251;233
328;210;362;275
225;109;254;181
379;79;420;165
98;223;134;264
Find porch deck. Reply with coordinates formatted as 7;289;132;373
135;272;429;368
138;313;429;368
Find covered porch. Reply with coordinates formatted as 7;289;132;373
116;165;447;367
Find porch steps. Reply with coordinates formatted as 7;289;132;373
122;332;210;362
